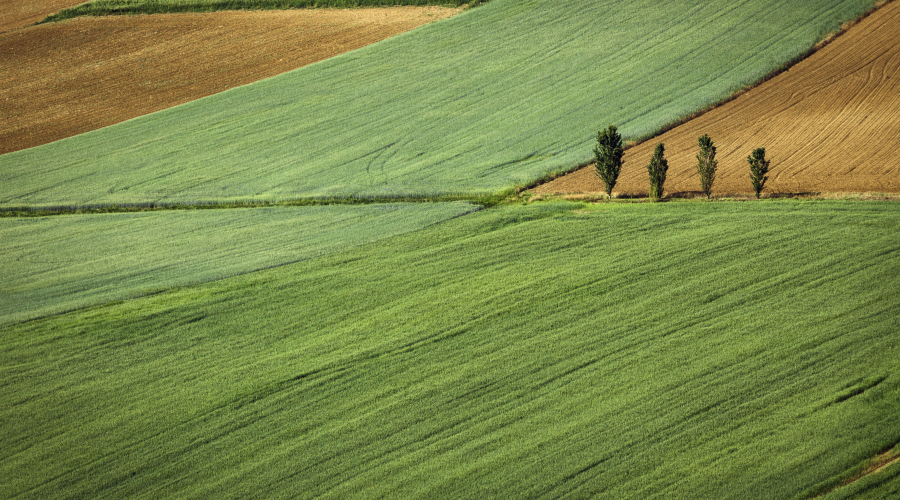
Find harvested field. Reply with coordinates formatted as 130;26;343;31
0;0;83;33
535;0;900;197
0;6;460;154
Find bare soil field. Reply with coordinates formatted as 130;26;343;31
536;0;900;197
0;0;84;33
0;7;460;154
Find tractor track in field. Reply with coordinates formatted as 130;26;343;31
535;0;900;197
810;449;900;499
0;6;460;155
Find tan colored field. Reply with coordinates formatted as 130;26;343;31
536;0;900;197
0;7;460;154
0;0;84;33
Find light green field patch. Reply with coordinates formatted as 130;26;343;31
0;0;876;208
2;201;898;498
0;202;477;326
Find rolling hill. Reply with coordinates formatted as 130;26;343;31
2;201;898;498
0;0;878;208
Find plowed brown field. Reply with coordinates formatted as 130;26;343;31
0;7;460;154
536;0;900;197
0;0;83;33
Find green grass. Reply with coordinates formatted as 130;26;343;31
0;0;877;209
0;202;477;327
2;200;898;498
41;0;475;23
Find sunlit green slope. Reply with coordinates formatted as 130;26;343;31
0;202;476;326
2;201;899;498
0;0;876;208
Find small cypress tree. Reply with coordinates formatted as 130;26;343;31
594;125;625;199
747;147;770;199
646;142;668;201
696;134;718;199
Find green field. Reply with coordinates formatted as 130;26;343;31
3;201;898;498
41;0;476;23
0;0;877;208
0;202;476;326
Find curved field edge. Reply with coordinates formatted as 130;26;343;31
0;0;82;33
1;201;898;498
0;0;878;209
39;0;482;24
533;0;900;198
0;202;478;327
0;7;463;155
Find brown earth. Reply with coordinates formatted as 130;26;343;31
536;0;900;197
0;0;85;33
0;7;461;154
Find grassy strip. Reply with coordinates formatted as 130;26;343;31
40;0;480;24
1;0;877;208
0;202;478;326
2;200;898;498
5;189;896;218
0;190;512;217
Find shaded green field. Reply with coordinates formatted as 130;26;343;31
2;201;898;498
0;0;876;208
42;0;474;23
0;202;476;326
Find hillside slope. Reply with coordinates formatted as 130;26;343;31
536;0;900;196
2;201;898;498
0;0;877;208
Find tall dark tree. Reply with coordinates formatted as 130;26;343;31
646;142;668;201
747;147;771;199
696;134;718;199
594;125;625;199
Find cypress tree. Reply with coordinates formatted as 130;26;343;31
647;142;668;201
696;134;718;199
594;125;625;199
748;147;771;199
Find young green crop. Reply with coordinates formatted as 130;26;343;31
0;0;877;209
2;201;898;499
0;202;477;326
